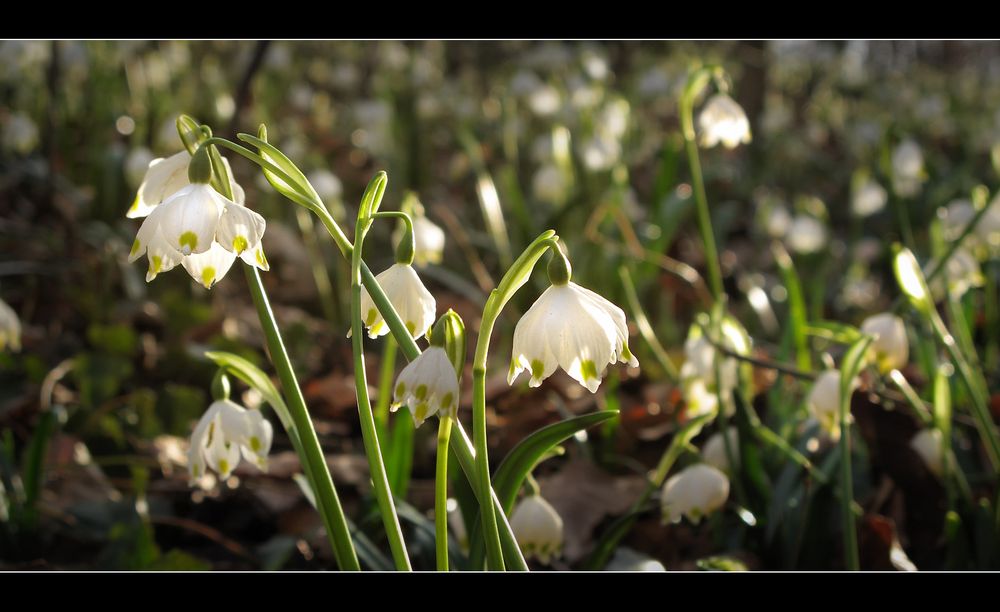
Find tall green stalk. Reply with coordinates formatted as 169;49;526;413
349;175;412;571
436;415;453;571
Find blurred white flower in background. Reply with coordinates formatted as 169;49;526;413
807;369;857;441
2;112;39;155
306;169;343;204
786;215;828;255
661;463;730;524
910;429;944;478
679;319;748;419
188;399;273;483
860;313;909;373
703;428;740;473
0;297;22;353
606;547;666;571
124;147;156;189
528;83;562;117
852;180;888;218
926;247;984;300
510;494;563;564
892;139;926;197
698;94;752;149
580;133;621;172
532;164;569;204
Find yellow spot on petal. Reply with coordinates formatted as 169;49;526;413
130;238;141;257
179;231;198;253
255;248;268;267
232;235;248;253
406;321;416;335
201;266;216;288
581;359;598;381
395;382;406;396
365;309;378;326
250;436;261;452
414;403;428;423
218;459;230;475
440;392;454;409
415;384;427;400
531;359;545;380
151;255;162;274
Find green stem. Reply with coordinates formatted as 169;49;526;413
436;415;453;571
838;397;859;571
350;211;412;572
679;75;724;302
618;265;678;381
375;336;398;438
206;142;359;571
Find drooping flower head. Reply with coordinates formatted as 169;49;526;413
698;94;752;149
703;427;740;473
508;246;637;393
860;313;909;373
0;297;22;353
510;494;564;564
910;428;944;478
188;398;273;483
661;463;730;524
127;148;267;289
807;369;858;441
891;138;925;198
356;263;436;340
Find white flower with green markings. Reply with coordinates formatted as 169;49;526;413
510;494;564;564
127;149;268;288
188;399;273;483
661;463;730;524
807;369;857;441
127;150;245;219
698;94;752;149
508;280;638;394
860;313;909;373
355;263;436;340
703;428;740;473
392;346;458;427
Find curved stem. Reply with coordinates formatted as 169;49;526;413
350;213;412;571
206;142;359;571
679;75;724;302
436;415;453;571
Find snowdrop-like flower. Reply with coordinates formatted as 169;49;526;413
852;180;888;218
411;216;446;267
910;429;944;478
677;320;747;418
510;494;563;564
892;139;925;197
126;151;245;219
356;263;436;340
703;428;739;473
392;346;458;427
926;248;984;300
508;278;638;394
860;313;909;373
698;94;752;149
188;399;273;483
661;463;730;524
807;369;857;441
786;215;828;255
0;297;22;352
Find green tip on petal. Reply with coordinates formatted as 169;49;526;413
201;266;216;288
415;384;428;400
531;358;546;381
250;436;261;452
580;359;598;382
179;231;199;253
232;235;248;253
130;238;141;257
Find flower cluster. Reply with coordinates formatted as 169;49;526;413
678;319;748;419
188;398;273;483
661;463;730;524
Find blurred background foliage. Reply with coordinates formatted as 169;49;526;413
2;40;1000;570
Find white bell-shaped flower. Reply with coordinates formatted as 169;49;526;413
786;215;828;255
860;313;909;373
852;180;888;218
926;247;984;300
188;399;273;483
678;320;747;419
510;494;564;564
910;428;944;478
0;297;22;352
698;94;752;149
128;154;268;288
356;263;436;340
807;369;857;441
508;281;638;393
891;139;925;197
661;463;730;524
392;346;459;427
127;151;245;219
703;427;739;473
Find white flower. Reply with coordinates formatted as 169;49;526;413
682;378;720;419
0;297;22;352
910;429;944;478
126;151;245;219
128;182;268;288
926;248;984;300
356;263;436;340
403;215;446;267
860;313;909;373
306;169;342;203
532;164;569;204
508;282;638;393
677;320;747;418
510;494;563;564
580;133;621;171
698;94;752;149
807;369;858;441
703;428;739;473
124;147;156;189
661;463;730;524
188;399;273;483
2;112;39;155
852;180;888;218
892;139;925;197
606;547;666;571
528;84;562;117
391;346;459;427
786;215;828;255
